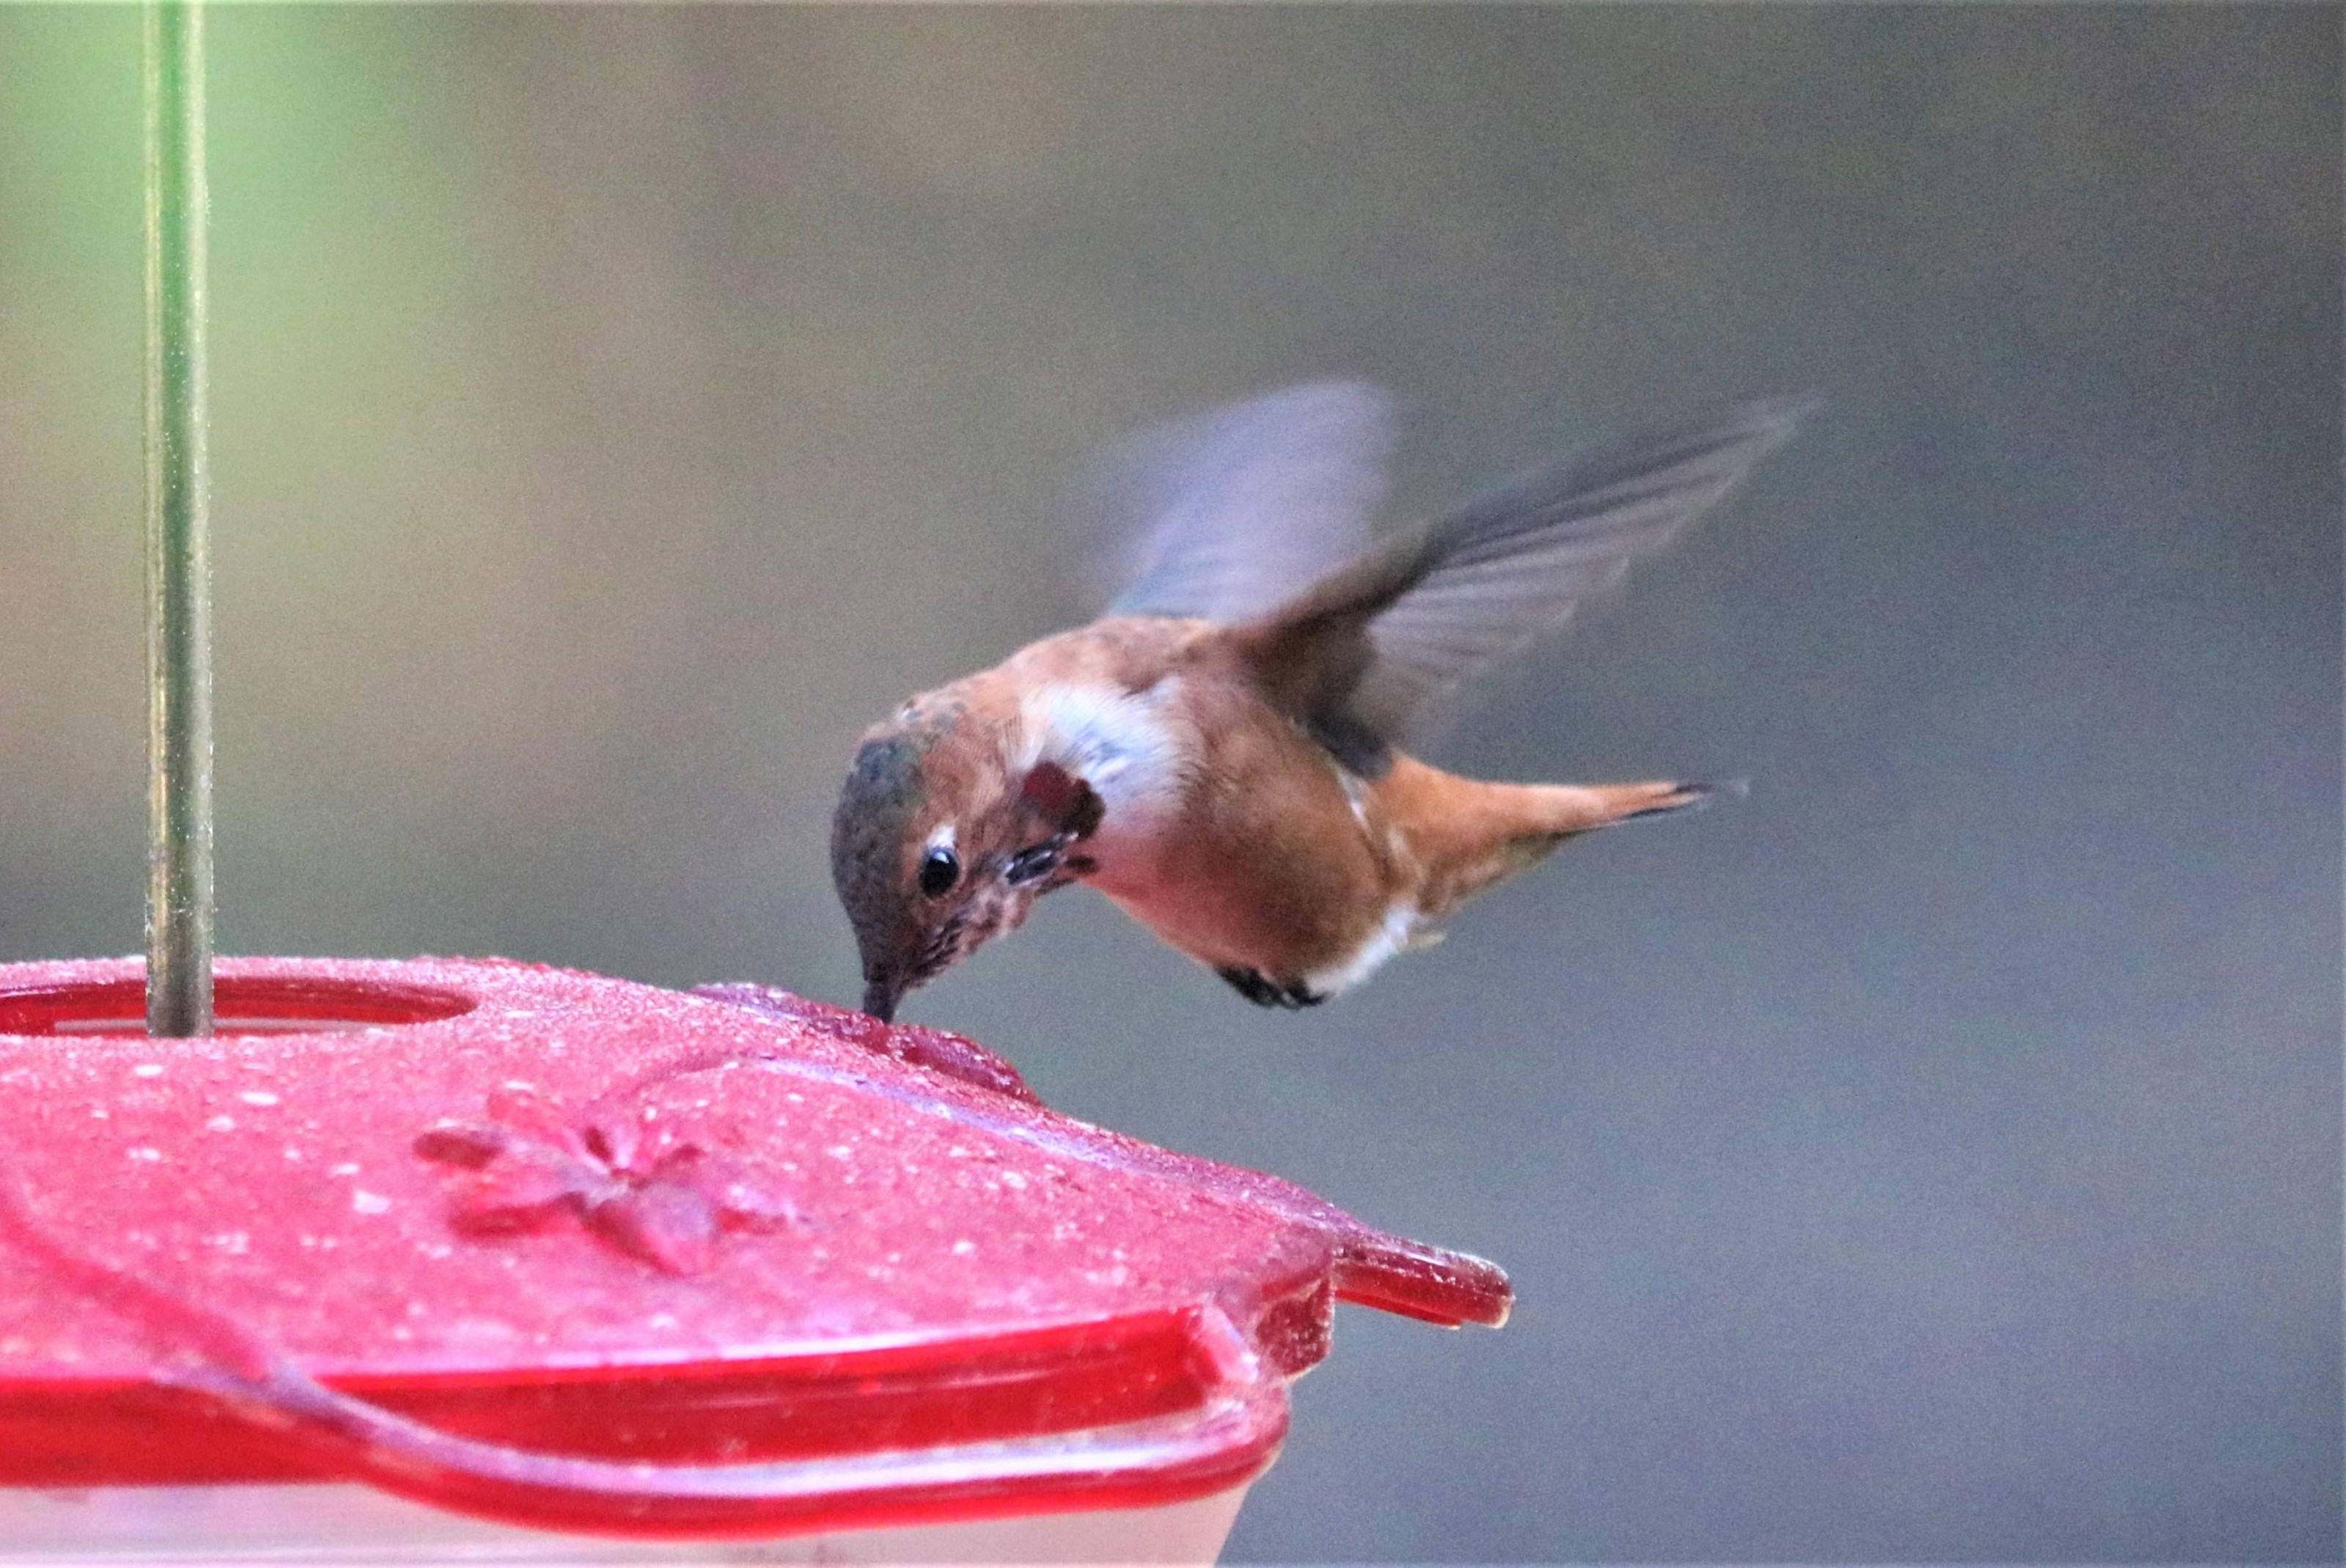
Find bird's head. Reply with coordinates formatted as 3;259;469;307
829;696;1103;1022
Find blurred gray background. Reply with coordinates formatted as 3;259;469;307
0;5;2336;1561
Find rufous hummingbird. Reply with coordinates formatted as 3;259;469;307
831;383;1809;1022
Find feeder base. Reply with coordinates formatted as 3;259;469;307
0;1481;1251;1563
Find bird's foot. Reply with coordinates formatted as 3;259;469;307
1216;965;1326;1010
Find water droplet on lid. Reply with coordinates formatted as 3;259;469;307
132;1064;164;1079
353;1190;391;1215
205;1114;235;1133
238;1090;280;1107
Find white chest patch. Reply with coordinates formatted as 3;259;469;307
1305;899;1422;998
1018;681;1188;875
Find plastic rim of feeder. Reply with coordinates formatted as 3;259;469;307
0;955;1510;1546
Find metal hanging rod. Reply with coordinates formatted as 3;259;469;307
144;0;213;1037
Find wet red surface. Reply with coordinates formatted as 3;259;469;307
0;956;1508;1538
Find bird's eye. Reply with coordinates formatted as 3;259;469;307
916;846;960;898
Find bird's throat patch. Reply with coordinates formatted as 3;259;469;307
1021;759;1105;839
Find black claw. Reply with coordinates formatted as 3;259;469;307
1217;965;1282;1008
1217;966;1326;1010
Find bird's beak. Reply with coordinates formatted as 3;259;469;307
861;975;901;1023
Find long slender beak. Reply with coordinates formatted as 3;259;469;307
861;976;900;1023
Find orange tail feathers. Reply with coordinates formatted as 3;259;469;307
1392;768;1744;919
1531;776;1746;833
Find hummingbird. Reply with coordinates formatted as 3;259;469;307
831;383;1809;1022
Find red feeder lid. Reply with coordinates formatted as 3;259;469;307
0;956;1509;1540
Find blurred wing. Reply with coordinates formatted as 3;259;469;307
1238;396;1816;752
1089;381;1396;624
1352;396;1816;737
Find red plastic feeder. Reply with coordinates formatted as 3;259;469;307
0;955;1509;1559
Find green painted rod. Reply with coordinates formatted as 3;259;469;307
144;0;212;1037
